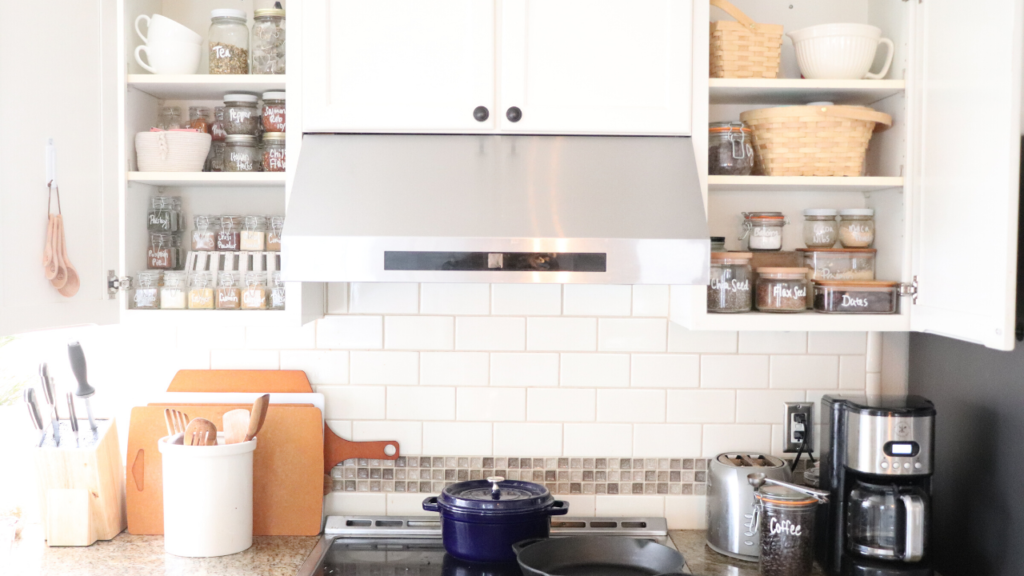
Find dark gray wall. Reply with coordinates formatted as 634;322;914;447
908;333;1024;576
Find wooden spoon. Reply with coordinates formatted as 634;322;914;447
49;216;68;289
184;417;218;446
244;394;270;442
44;215;59;280
43;215;55;272
57;216;80;297
223;409;250;444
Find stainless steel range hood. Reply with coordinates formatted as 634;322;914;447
282;134;709;284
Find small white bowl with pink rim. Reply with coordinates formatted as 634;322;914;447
787;23;895;80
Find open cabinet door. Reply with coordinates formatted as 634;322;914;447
0;0;120;335
911;0;1023;350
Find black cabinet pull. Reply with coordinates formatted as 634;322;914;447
473;106;489;122
506;106;522;123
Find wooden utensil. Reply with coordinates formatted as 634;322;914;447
57;215;81;297
245;394;270;442
223;409;250;444
43;215;56;277
183;418;217;446
50;215;68;290
163;408;189;436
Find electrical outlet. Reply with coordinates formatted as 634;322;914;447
783;402;813;453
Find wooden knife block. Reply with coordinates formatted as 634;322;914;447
33;418;127;546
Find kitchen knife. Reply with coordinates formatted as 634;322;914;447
24;388;44;446
39;363;60;443
67;392;79;435
68;341;97;430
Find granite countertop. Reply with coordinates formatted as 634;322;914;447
6;525;826;576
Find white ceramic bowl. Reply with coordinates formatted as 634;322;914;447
787;23;894;80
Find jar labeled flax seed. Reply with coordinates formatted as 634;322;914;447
755;268;810;313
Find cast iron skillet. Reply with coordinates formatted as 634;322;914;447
513;536;691;576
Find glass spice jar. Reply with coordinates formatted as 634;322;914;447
160;271;188;309
131;270;162;309
188;271;215;309
803;209;838;248
269;271;286;310
170;233;184;270
241;215;266;250
208;9;249;74
217;215;242;250
838;209;875;248
171;197;185;232
266;216;284;251
189;106;213;133
224;135;259;172
211;106;228;142
217;271;241;310
223;94;259;135
148;233;174;270
708;252;753;313
192;215;216;251
756;268;810;313
241;271;268;310
262;92;286;132
158;106;182;130
252;9;286;75
708;122;755;176
741;212;787;251
262;132;286;172
148;196;178;232
753;485;821;576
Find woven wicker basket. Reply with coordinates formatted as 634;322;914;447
710;0;784;79
739;105;893;177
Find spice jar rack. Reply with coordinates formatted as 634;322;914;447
184;251;281;275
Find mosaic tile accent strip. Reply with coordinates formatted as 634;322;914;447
330;456;715;496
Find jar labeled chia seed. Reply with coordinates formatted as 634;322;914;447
755;268;809;312
708;252;752;313
803;208;838;248
838;208;875;248
741;212;787;251
753;485;820;576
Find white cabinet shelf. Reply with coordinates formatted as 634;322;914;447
707;176;904;192
127;172;286;187
709;78;905;106
127;74;286;99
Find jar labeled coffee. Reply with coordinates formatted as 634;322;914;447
223;94;259;135
267;216;284;251
208;9;249;74
708;252;752;313
708;122;755;176
217;271;241;310
161;271;188;310
262;92;286;132
224;135;259;172
131;270;162;309
188;271;215;309
756;268;809;312
269;271;286;310
241;271;267;310
741;212;786;251
241;215;266;250
754;485;820;576
192;215;216;251
217;215;242;250
838;208;875;248
803;209;838;248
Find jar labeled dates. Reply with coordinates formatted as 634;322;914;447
224;135;259;172
813;280;899;314
756;268;809;312
708;252;752;313
753;485;820;576
223;94;259;135
262;133;286;172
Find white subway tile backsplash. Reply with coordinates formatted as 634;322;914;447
325;421;353;439
421;284;490;315
527;389;596;422
738;332;807;354
597;390;665;422
632;286;670;317
385;316;455;350
560;354;630;388
325;492;387;516
839;356;867;389
326;283;349;314
736;390;806;424
350;351;418;385
701;355;769;388
667;390;736;423
421;352;489;386
490;353;559;387
178;326;246;349
665;496;707;530
387;387;455;420
317;316;383;350
631;354;699;388
456;317;526;351
352;421;423;455
457;388;526;421
808;332;867;355
527;318;597;351
319;386;386;420
563;285;632;316
422;422;493;455
770;356;839;389
633;424;701;457
702;424;772;457
491;284;562;316
558;495;596;517
246;324;317;350
595;495;665;517
598;319;667;352
564;424;632;456
493;423;563;456
668;324;738;353
350;283;419;314
280;351;348;384
387;493;440;516
210;349;279;370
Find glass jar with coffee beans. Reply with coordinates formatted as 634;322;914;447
753;485;821;576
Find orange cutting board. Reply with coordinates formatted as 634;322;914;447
168;370;314;393
126;404;323;536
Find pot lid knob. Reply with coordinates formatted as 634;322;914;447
487;476;505;499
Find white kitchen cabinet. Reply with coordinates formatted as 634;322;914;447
302;0;497;133
499;0;692;135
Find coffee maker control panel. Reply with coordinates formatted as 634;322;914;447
846;411;934;476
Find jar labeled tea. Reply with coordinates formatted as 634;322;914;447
269;271;286;310
839;209;875;248
262;92;286;132
223;94;259;135
708;122;754;176
708;252;752;313
216;271;241;310
241;215;266;251
192;215;216;251
803;209;838;248
754;486;820;576
741;212;786;251
252;10;286;74
161;271;188;309
262;133;286;172
148;233;174;270
208;9;249;74
224;135;259;172
241;271;267;310
188;271;215;309
217;215;242;250
756;268;809;312
131;270;162;309
267;216;284;251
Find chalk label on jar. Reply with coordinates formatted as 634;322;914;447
841;294;869;307
229;151;254;171
769;517;803;537
271;289;285;308
752;228;781;238
149;214;170;229
229;108;252;122
134;290;156;308
773;284;806;299
711;278;750;292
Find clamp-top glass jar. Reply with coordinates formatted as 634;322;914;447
262;133;286;172
708;122;755;176
252;8;286;74
741;212;787;251
753;484;822;576
131;270;162;310
208;9;249;74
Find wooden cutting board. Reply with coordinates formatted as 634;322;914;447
126;403;323;536
168;370;314;393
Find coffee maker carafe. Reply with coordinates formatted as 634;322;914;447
819;395;935;576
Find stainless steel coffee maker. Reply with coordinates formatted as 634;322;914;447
818;395;935;576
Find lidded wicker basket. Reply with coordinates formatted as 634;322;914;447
740;105;893;177
710;0;784;79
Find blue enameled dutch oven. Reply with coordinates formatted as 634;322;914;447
423;475;568;563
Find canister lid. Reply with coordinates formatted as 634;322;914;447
226;134;258;143
439;478;555;514
756;485;819;506
839;208;874;216
224;93;258;103
743;212;785;220
710;236;726;243
796;248;877;254
756;267;809;274
255;8;286;18
711;251;752;260
814;280;898;288
262;92;286;101
803;208;838;216
211;8;246;19
262;132;286;141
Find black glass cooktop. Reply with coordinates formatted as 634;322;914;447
316;539;523;576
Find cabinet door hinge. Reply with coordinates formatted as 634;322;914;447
107;270;133;299
899;276;918;304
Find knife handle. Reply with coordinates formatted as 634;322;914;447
68;341;95;398
39;363;56;407
24;388;43;431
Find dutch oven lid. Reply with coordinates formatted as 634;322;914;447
440;476;554;513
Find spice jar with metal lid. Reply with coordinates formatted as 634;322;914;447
216;271;241;310
262;133;286;172
223;94;259;135
187;271;215;309
241;271;267;310
266;216;284;251
709;122;755;176
211;106;228;141
160;271;188;309
269;271;286;310
741;212;787;251
148;233;174;270
131;270;162;309
752;484;822;576
241;215;266;250
170;233;184;269
756;268;809;312
803;209;838;248
262;92;286;132
217;215;242;250
148;196;178;232
224;135;259;172
192;215;217;251
208;9;249;74
708;252;753;313
252;10;286;75
838;208;875;248
189;106;212;134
